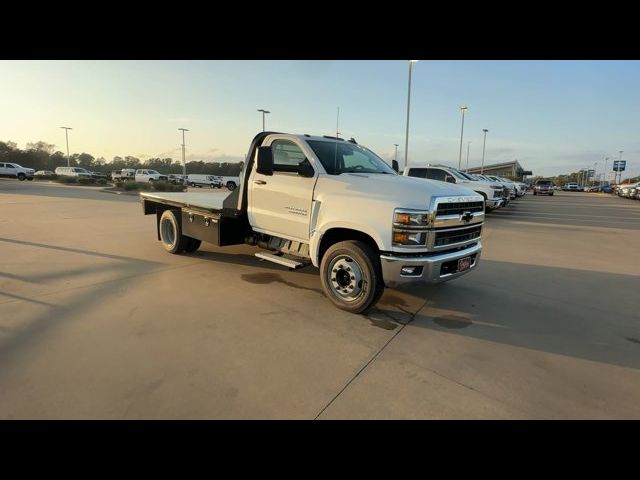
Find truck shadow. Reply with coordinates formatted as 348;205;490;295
382;259;640;370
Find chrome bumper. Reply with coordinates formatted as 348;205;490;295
380;242;482;288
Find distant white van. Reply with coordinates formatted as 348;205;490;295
55;166;93;177
187;174;223;188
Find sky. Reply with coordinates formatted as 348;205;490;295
1;60;639;178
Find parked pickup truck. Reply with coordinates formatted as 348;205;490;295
0;162;35;180
135;169;168;183
403;165;506;211
139;132;485;313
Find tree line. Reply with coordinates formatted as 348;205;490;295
0;141;244;176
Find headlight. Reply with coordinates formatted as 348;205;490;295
393;208;429;247
393;230;427;246
393;210;429;227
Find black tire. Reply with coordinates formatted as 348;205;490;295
183;237;202;253
549;193;554;196
227;182;236;191
159;210;188;254
27;177;33;181
17;173;25;181
533;191;537;195
320;240;384;314
210;183;215;189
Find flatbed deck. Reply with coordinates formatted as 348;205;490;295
140;191;230;213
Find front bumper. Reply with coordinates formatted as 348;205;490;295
486;198;502;209
380;242;482;288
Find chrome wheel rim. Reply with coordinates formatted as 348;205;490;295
160;218;176;246
328;255;364;302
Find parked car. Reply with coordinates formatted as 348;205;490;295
112;169;136;182
0;162;35;180
533;179;554;196
55;166;92;178
167;174;187;185
563;182;580;191
90;171;107;179
34;170;55;176
404;165;506;211
218;176;241;191
135;169;168;183
186;174;222;188
485;175;517;199
619;183;639;198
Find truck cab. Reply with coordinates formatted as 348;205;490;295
140;132;485;313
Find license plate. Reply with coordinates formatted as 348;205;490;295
458;257;471;272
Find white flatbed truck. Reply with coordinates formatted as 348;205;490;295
140;132;485;313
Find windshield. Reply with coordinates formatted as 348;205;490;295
307;140;396;175
451;169;475;181
537;180;552;185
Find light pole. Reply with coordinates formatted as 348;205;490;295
257;109;270;132
603;156;609;183
458;105;469;170
404;60;418;171
60;126;72;167
480;128;488;174
393;144;399;164
466;141;471;172
178;128;189;177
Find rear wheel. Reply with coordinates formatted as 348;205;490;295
320;240;384;314
27;177;33;181
227;182;236;191
159;210;188;254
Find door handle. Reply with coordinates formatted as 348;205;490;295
254;180;267;185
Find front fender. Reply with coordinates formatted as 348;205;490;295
310;220;386;267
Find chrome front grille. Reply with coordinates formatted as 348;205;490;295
436;201;484;216
432;225;482;249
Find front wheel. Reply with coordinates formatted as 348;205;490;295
320;240;384;314
227;182;236;191
17;173;25;181
27;177;33;181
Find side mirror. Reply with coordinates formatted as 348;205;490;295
392;160;399;173
298;159;315;178
256;146;273;176
445;175;456;183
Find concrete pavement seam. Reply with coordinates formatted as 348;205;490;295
313;297;430;420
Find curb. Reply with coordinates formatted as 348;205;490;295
101;188;140;197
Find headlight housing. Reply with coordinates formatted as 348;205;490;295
393;211;429;227
393;209;430;247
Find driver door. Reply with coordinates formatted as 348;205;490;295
248;137;317;242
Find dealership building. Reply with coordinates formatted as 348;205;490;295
466;160;532;181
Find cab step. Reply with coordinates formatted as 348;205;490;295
255;252;305;270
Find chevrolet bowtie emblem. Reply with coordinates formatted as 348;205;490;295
461;211;473;223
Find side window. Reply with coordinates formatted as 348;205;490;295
6;164;15;169
426;168;447;181
407;168;427;178
271;140;307;173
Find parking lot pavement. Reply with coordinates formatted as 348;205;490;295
1;181;639;419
